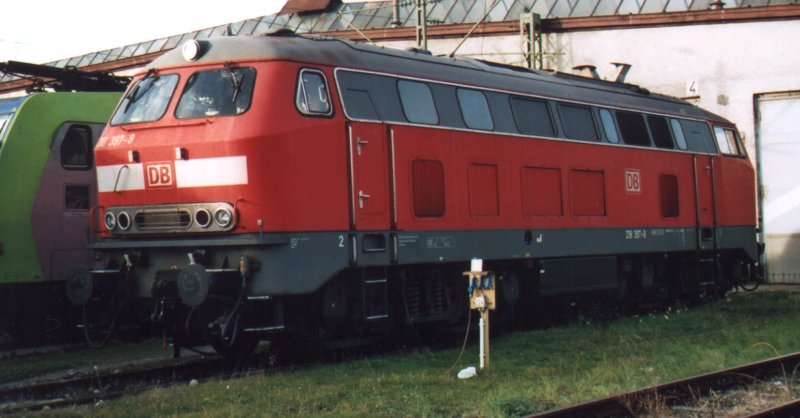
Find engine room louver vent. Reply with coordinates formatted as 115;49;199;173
134;210;192;230
402;274;449;324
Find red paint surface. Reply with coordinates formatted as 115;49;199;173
96;61;756;239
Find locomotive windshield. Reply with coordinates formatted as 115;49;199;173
0;113;14;150
111;74;179;125
175;67;255;118
0;96;24;150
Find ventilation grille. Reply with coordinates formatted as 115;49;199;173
134;210;191;230
403;274;448;323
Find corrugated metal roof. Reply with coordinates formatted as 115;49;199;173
0;0;794;85
279;0;337;15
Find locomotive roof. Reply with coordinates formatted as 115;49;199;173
148;33;727;123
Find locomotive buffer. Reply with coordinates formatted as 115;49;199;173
465;259;496;370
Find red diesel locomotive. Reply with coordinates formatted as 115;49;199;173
67;32;759;354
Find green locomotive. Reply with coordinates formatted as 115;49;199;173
0;90;122;342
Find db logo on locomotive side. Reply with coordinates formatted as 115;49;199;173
625;169;641;194
145;162;175;188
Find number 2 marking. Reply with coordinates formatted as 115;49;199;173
338;235;345;248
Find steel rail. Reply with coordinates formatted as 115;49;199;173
526;352;800;418
742;399;800;418
0;355;230;414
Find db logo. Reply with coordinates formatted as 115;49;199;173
625;169;641;194
145;162;174;188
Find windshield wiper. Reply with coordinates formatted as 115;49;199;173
124;68;157;112
224;62;241;103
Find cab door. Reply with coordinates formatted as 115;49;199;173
32;123;104;281
348;122;391;230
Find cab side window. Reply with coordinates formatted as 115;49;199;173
296;69;332;116
61;124;93;170
713;126;746;156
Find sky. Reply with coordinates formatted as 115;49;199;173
0;0;289;64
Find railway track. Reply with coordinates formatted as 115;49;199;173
0;353;236;414
742;398;800;417
527;352;800;418
3;344;798;415
0;343;85;362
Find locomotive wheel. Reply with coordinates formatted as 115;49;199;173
81;284;131;348
737;266;763;292
66;267;94;306
81;300;118;348
320;277;351;337
739;277;762;292
207;305;260;358
493;272;521;333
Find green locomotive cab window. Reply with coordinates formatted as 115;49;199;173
176;66;255;119
111;73;179;125
61;125;93;170
296;69;332;116
0;115;9;148
0;96;24;149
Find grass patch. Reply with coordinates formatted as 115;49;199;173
24;291;800;417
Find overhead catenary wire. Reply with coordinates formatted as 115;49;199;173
449;0;501;57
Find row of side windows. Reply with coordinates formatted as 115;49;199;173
334;69;733;155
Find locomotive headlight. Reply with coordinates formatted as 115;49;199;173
214;208;233;228
117;211;131;231
104;212;117;231
195;208;212;228
182;40;202;62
